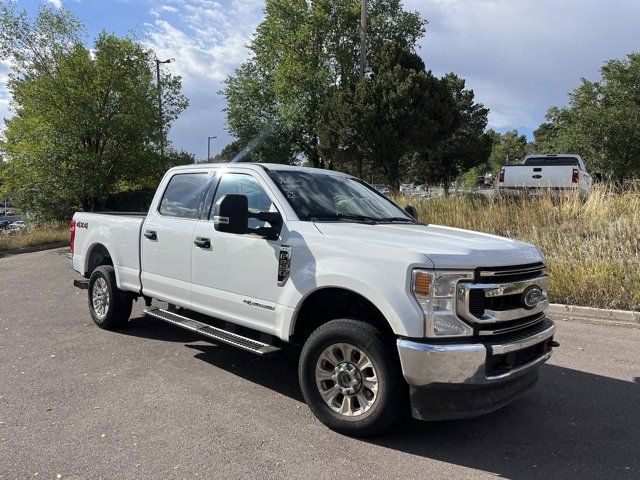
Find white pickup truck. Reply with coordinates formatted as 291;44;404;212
497;154;592;199
70;163;558;436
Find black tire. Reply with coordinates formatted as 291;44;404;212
298;319;404;437
88;265;133;330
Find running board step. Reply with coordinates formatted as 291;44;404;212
143;307;281;356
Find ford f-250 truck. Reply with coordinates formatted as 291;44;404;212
69;163;558;436
497;154;592;199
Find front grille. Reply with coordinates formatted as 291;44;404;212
457;263;549;336
469;289;485;316
487;316;554;344
485;293;523;311
470;291;527;314
485;318;555;376
475;262;546;283
486;340;549;376
476;313;545;336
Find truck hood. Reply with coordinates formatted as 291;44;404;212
313;222;543;269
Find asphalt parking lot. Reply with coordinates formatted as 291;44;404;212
1;248;639;479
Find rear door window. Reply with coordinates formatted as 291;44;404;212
159;173;210;219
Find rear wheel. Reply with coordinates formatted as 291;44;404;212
298;319;403;436
88;265;132;329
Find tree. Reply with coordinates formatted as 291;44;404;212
486;129;528;172
320;45;455;191
222;0;425;168
0;3;188;219
532;53;640;182
211;140;241;163
413;73;491;190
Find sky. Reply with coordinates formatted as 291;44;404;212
1;0;640;160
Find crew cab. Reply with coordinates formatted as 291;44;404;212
69;163;558;436
497;154;592;199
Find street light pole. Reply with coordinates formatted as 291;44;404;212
207;136;217;162
359;0;367;78
155;57;175;161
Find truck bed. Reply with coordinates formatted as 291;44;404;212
71;211;146;293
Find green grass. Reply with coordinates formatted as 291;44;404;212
0;224;68;252
398;187;640;311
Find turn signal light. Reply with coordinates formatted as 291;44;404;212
413;272;431;296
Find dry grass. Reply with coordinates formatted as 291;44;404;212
0;223;68;252
399;187;640;311
2;190;638;311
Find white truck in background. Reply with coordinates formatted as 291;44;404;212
497;154;592;199
69;163;558;436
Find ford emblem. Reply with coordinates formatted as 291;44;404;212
522;285;543;309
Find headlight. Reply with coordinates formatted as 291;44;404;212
411;269;474;337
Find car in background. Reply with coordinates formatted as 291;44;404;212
400;183;414;194
476;172;494;188
9;221;27;231
0;220;11;230
372;184;391;196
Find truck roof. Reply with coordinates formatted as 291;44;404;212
523;154;581;158
168;162;352;177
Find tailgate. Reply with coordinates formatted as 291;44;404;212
503;166;575;188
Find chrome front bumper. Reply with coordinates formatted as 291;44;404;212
397;318;556;420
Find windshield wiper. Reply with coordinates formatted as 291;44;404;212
310;214;378;224
376;216;416;223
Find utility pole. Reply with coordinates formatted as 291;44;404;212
359;0;367;78
356;0;368;178
155;57;175;161
207;136;217;162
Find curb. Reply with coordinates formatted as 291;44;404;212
0;241;68;258
549;303;640;327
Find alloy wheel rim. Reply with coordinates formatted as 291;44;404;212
92;277;110;320
315;342;379;417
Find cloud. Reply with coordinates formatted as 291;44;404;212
154;0;640;153
405;0;640;135
147;0;264;82
46;0;63;8
146;0;264;157
3;0;640;155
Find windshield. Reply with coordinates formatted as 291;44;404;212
267;170;415;223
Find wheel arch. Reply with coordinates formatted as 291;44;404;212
84;243;115;278
288;286;396;345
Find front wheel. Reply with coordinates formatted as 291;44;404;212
88;265;132;329
298;319;404;436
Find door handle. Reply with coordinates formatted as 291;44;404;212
144;230;157;241
194;237;211;249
